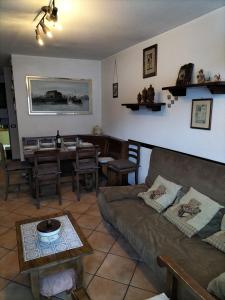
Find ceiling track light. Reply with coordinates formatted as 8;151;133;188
35;27;44;46
34;0;61;46
40;21;53;38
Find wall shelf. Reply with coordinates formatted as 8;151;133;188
162;81;225;96
121;103;166;111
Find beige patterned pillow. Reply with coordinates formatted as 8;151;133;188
221;214;225;231
203;231;225;253
138;175;182;213
164;187;223;238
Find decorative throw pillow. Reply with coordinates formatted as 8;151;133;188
138;175;182;213
203;231;225;253
221;214;225;231
197;208;225;239
207;272;225;300
163;187;223;238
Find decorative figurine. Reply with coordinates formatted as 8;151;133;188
137;92;142;104
142;87;148;103
214;73;221;81
147;84;155;103
196;69;205;83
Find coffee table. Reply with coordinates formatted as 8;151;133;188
15;211;93;300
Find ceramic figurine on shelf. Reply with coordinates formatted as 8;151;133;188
142;87;148;103
137;92;142;104
196;69;205;83
147;84;155;103
214;73;221;81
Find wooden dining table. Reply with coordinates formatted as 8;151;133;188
23;143;95;161
23;143;96;178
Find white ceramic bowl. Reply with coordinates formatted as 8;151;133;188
37;219;61;243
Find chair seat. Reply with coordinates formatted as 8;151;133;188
98;157;114;164
6;160;31;171
73;161;98;171
108;159;137;171
146;293;169;300
35;163;59;176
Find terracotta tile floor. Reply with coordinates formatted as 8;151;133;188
0;172;158;300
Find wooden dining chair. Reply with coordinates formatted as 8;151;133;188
72;146;99;201
0;142;32;200
33;149;61;208
107;141;140;185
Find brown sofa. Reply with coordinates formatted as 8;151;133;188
97;147;225;299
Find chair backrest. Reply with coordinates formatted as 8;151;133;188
34;149;60;170
0;143;6;169
75;146;98;170
128;141;140;166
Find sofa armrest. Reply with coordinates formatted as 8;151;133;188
99;184;148;202
158;256;216;300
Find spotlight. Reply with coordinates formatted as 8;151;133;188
40;21;53;38
35;28;44;46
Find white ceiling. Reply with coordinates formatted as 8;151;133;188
0;0;225;66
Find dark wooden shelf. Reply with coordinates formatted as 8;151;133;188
162;81;225;96
121;102;166;111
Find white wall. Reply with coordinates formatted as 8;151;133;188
12;54;101;158
102;7;225;183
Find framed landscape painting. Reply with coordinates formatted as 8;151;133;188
26;76;92;115
191;99;213;130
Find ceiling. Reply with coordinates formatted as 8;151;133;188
0;0;225;66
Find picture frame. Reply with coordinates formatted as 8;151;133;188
113;83;118;98
26;76;92;115
143;44;157;78
176;63;194;86
191;98;213;130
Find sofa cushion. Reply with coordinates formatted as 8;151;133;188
207;272;225;300
138;175;182;213
99;184;148;203
203;231;225;254
163;187;223;238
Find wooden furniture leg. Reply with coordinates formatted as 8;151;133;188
76;173;80;201
72;170;75;192
4;172;9;201
57;177;62;205
36;179;40;209
135;169;138;185
74;257;83;289
95;169;98;195
30;270;40;300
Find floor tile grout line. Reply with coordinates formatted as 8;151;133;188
85;224;120;290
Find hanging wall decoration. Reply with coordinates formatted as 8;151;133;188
113;59;118;98
143;44;158;78
190;98;213;130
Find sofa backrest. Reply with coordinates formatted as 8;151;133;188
145;147;225;206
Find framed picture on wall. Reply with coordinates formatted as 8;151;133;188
26;76;92;115
190;98;213;130
143;44;157;78
113;83;118;98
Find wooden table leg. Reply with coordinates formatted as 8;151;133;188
30;270;40;300
74;257;83;289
